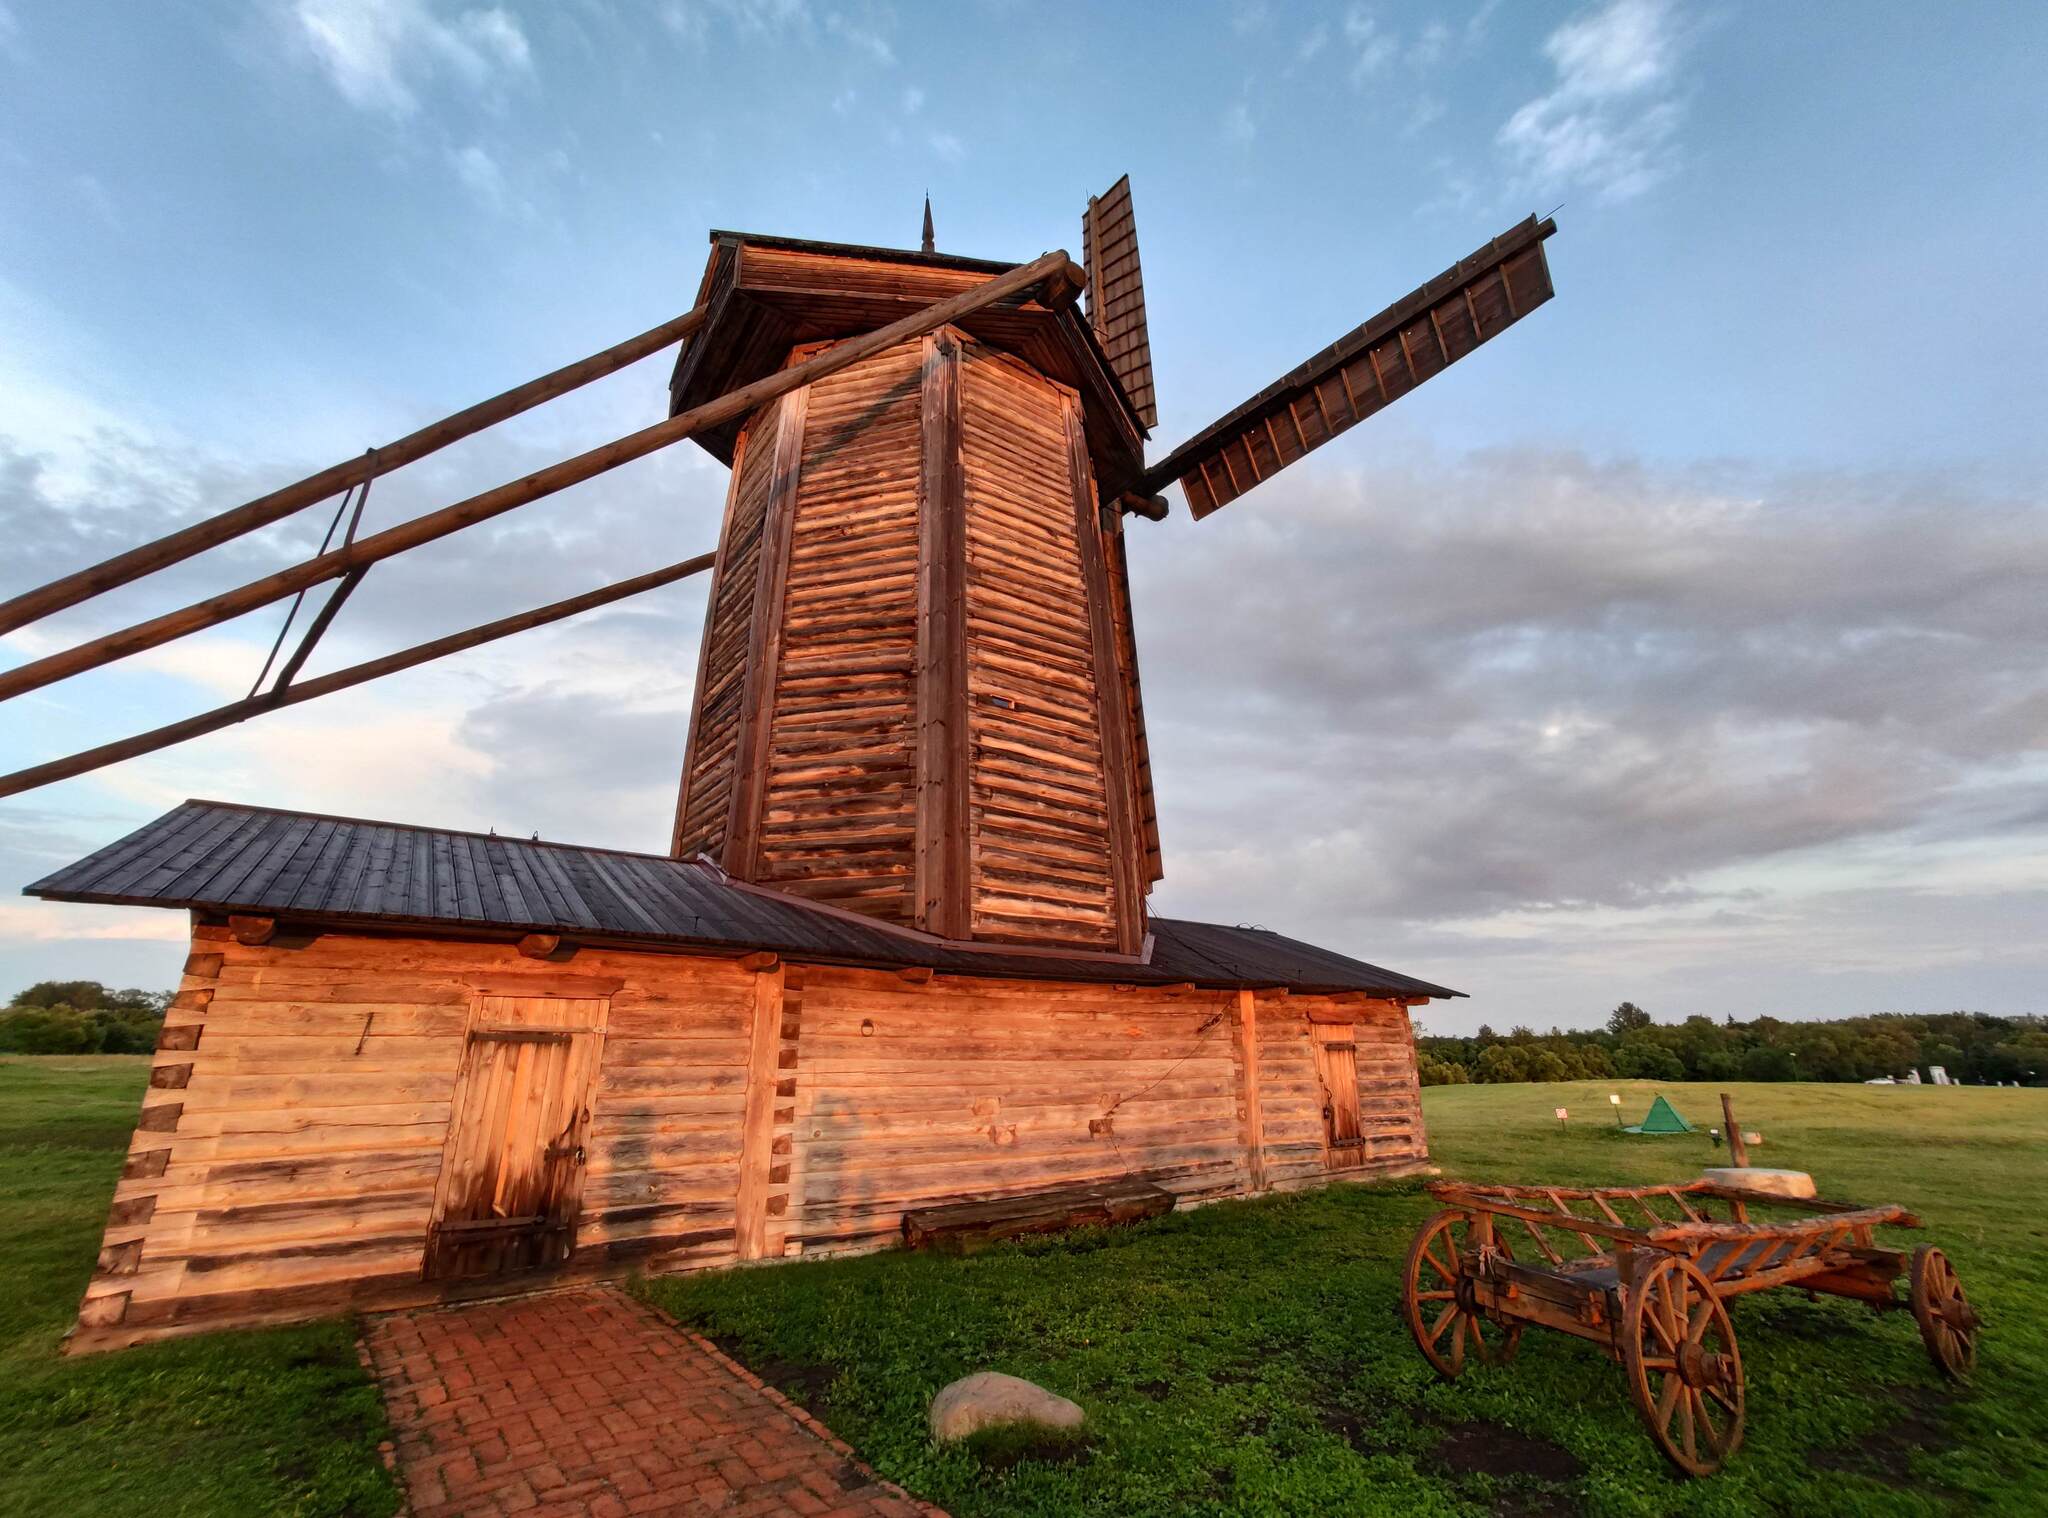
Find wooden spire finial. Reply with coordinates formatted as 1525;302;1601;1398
921;193;935;254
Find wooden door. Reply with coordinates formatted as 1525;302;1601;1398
424;995;607;1282
1313;1024;1365;1170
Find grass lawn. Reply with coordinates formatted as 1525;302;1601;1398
638;1080;2048;1516
0;1056;399;1517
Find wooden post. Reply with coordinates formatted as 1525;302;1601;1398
0;303;712;636
1235;989;1266;1193
913;331;969;938
0;250;1083;705
0;553;716;799
1720;1093;1749;1167
734;964;787;1262
722;386;808;878
1066;397;1145;955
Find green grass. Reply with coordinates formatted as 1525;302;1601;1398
638;1080;2048;1516
0;1056;399;1518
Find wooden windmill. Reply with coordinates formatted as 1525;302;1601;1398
15;181;1559;1350
1;182;1557;960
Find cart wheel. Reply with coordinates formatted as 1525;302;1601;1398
1622;1255;1745;1477
1403;1209;1524;1380
1910;1246;1977;1381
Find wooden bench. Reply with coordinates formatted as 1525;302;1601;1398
902;1179;1176;1255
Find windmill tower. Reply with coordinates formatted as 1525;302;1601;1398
666;196;1163;953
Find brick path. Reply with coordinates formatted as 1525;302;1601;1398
363;1286;938;1518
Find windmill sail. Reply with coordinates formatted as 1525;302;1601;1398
1082;175;1157;430
1141;215;1557;518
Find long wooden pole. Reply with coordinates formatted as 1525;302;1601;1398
0;250;1078;706
0;553;716;799
0;305;712;637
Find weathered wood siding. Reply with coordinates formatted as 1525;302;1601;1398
673;402;784;859
785;971;1248;1256
958;341;1122;948
74;926;1429;1351
75;928;754;1351
747;341;925;920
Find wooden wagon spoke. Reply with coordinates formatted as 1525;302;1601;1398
1706;1386;1741;1418
1654;1373;1683;1432
1686;1298;1717;1345
1415;1289;1456;1302
1428;1301;1460;1345
1677;1391;1697;1464
1423;1245;1457;1283
1689;1389;1720;1453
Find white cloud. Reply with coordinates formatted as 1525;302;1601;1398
667;0;814;40
1343;6;1397;83
448;142;510;208
901;85;924;115
927;131;964;164
292;0;535;117
1222;102;1255;146
824;9;893;65
1497;0;1687;203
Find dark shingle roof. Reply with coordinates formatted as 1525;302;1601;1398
24;800;1461;999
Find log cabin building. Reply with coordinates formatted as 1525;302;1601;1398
30;222;1473;1352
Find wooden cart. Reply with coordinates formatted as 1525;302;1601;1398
1402;1178;1980;1476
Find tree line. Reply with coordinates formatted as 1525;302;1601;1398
1417;1004;2047;1087
0;981;170;1054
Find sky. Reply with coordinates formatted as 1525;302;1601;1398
1;0;2044;1034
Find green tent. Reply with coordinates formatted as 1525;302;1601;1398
1623;1094;1694;1135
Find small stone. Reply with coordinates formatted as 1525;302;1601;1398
929;1372;1085;1442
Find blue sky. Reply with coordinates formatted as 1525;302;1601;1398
2;1;2044;1032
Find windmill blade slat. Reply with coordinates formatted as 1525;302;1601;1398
1082;175;1158;430
1141;215;1557;518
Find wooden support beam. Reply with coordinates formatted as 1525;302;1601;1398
0;303;712;636
1236;988;1266;1193
1721;1092;1750;1167
721;385;807;878
1117;492;1170;521
228;915;275;946
897;966;935;984
0;249;1083;705
733;964;787;1262
0;553;716;799
737;951;780;973
1067;396;1145;956
913;331;969;939
516;933;563;960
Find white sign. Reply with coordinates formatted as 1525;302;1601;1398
1555;1107;1569;1122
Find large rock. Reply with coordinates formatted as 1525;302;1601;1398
929;1372;1085;1442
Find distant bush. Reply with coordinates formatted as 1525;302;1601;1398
1420;1008;2047;1086
0;980;170;1055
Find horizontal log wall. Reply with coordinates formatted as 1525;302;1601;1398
785;969;1248;1256
958;341;1121;948
749;342;925;920
71;926;1430;1350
